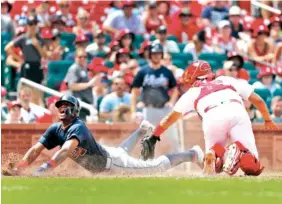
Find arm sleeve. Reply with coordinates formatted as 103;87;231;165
137;16;146;33
99;96;112;113
169;41;180;53
38;124;58;150
64;66;79;86
173;90;196;114
132;69;144;88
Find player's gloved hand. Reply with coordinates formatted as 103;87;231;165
141;135;160;161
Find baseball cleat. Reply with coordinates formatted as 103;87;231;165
223;143;241;175
139;120;155;137
203;151;216;175
191;145;204;167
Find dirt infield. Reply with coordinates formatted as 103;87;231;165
2;152;282;179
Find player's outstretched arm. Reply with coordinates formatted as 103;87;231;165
248;92;279;130
33;138;79;176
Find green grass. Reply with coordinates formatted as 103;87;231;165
2;177;282;204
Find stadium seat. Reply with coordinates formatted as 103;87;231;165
95;51;108;58
243;61;256;70
167;35;178;42
170;53;193;65
104;60;114;68
253;118;264;123
198;53;227;65
47;61;73;90
138;59;148;67
254;88;271;102
130;51;139;59
149;35;156;41
134;34;144;49
249;70;259;80
104;33;111;45
172;60;186;70
60;32;76;51
273;88;282;97
177;43;186;52
206;60;222;71
248;79;258;85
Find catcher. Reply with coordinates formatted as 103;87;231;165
141;60;279;176
3;95;203;176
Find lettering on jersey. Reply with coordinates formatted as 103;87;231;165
70;146;87;159
142;74;169;88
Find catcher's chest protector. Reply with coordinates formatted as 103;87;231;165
193;81;236;111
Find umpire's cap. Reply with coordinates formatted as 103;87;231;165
55;95;81;117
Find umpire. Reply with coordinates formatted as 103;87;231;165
131;42;180;152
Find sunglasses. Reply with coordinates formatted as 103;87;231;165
79;17;88;21
228;68;238;72
196;77;208;81
77;55;87;59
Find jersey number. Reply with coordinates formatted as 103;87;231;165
70;147;87;159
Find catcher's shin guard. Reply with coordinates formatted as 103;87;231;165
210;143;225;173
223;141;264;176
239;152;264;176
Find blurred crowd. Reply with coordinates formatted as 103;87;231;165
1;0;282;125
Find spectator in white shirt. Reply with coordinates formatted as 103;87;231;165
154;25;180;53
86;30;110;57
103;0;145;35
18;87;47;123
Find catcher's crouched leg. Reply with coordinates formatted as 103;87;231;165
203;143;225;175
223;141;264;176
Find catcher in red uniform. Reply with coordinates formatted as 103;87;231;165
141;60;279;176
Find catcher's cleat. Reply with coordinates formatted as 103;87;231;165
203;151;216;175
191;145;204;169
223;143;241;175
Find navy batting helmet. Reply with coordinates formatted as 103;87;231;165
55;95;80;117
149;42;164;59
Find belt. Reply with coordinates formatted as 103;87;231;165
204;99;242;113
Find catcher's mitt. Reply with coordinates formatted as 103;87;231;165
141;135;160;160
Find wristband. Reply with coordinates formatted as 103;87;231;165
153;125;165;137
17;160;29;169
265;120;272;122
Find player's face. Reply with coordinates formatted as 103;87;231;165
150;52;162;64
57;102;74;120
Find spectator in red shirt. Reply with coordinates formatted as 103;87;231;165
57;0;75;27
170;8;200;43
216;52;250;81
73;8;94;38
50;11;67;32
143;2;165;34
156;1;171;25
107;40;120;62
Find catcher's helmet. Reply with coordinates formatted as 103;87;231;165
149;42;163;58
55;95;80;117
182;60;212;88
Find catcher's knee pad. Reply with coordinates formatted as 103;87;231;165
223;141;247;175
210;143;225;173
240;152;264;176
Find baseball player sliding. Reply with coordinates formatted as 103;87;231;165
141;60;279;176
3;95;203;176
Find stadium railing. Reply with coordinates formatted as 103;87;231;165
17;78;98;121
